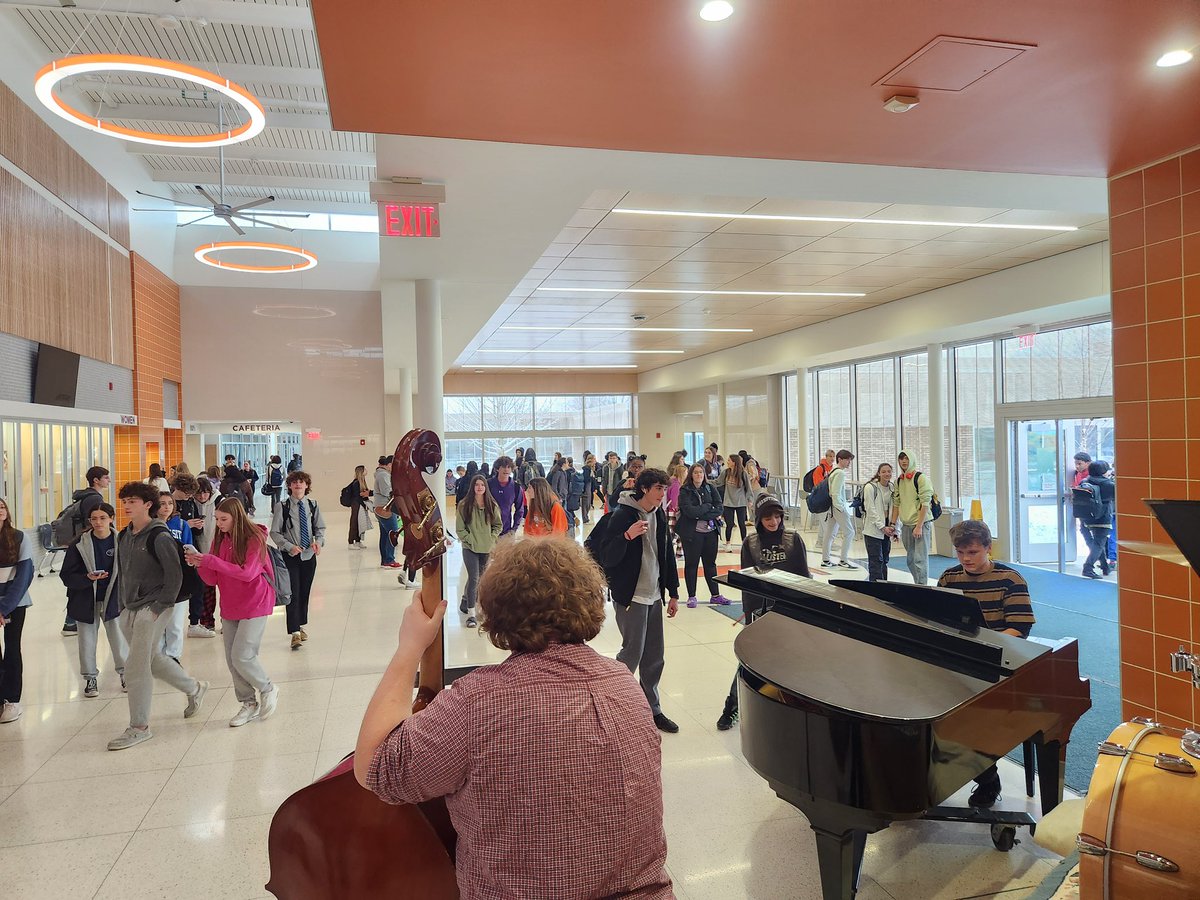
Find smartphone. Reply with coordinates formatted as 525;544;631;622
90;570;107;577
183;544;198;555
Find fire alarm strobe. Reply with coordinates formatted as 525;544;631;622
883;95;920;113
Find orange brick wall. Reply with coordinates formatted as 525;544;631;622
1111;145;1200;729
113;254;185;522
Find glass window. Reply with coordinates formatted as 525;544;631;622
806;370;816;471
444;438;483;473
899;353;930;470
483;437;531;467
853;359;896;482
328;213;379;233
588;435;632;460
584;395;632;430
535;436;588;464
444;396;483;432
816;367;852;460
482;395;533;432
534;396;584;431
783;373;799;478
954;342;997;528
1002;322;1113;403
19;423;34;529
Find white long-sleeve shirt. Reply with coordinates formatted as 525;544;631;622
828;466;850;515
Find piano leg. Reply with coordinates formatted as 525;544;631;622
811;826;867;900
1033;738;1065;815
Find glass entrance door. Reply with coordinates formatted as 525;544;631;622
1010;416;1115;573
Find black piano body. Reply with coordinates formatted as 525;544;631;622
727;568;1091;900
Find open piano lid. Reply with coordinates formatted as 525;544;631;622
1141;500;1200;575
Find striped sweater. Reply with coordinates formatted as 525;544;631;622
936;562;1035;637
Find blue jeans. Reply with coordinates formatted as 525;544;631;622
377;513;397;564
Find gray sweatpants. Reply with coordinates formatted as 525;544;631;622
900;523;932;586
120;606;199;728
823;507;854;563
614;600;665;715
222;617;273;704
78;602;128;678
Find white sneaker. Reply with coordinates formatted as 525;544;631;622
107;726;152;750
229;701;259;728
259;685;279;721
187;624;215;638
0;701;21;724
184;680;209;719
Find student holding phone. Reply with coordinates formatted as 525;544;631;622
60;503;127;698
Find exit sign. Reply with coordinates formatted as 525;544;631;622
1017;333;1036;349
379;202;440;238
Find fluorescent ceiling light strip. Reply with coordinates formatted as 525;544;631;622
499;326;754;333
473;364;638;370
481;348;684;355
534;287;864;297
612;207;1078;232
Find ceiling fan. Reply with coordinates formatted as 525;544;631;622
134;185;309;236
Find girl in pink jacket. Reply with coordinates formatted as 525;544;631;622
186;498;279;728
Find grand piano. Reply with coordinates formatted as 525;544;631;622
726;568;1092;900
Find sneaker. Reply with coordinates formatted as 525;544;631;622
401;576;419;588
61;621;78;636
465;615;477;628
187;623;216;638
299;628;308;642
119;671;127;692
821;559;834;568
717;707;739;731
709;595;731;606
1082;569;1101;579
84;676;99;699
968;778;1002;809
459;597;469;614
0;701;22;723
107;726;152;750
290;632;302;651
259;685;279;721
653;713;680;733
723;542;732;553
382;561;402;569
686;596;698;609
184;680;209;719
229;701;259;728
837;561;856;569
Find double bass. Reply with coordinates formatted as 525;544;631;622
265;429;459;899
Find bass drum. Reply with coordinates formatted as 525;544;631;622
1079;720;1200;899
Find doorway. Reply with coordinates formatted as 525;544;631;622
683;430;706;466
1008;416;1114;574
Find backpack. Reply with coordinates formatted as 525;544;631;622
757;465;770;488
583;511;616;578
802;465;820;493
269;465;283;488
262;542;293;606
806;478;832;514
146;527;201;604
850;484;866;519
281;498;319;534
1072;481;1104;522
339;481;358;508
51;492;96;547
910;472;943;521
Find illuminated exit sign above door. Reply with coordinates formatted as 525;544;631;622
378;202;441;238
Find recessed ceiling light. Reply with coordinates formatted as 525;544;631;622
480;348;684;354
499;326;754;333
473;364;638;370
1157;49;1194;67
535;286;865;297
252;305;335;319
700;1;734;21
611;207;1078;232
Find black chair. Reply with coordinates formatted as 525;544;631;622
36;522;66;577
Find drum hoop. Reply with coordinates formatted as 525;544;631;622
1102;724;1160;900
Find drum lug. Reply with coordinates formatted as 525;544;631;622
1181;730;1200;762
1076;833;1108;857
1076;834;1180;873
1098;740;1128;757
1131;715;1161;726
1135;851;1181;873
1153;753;1196;775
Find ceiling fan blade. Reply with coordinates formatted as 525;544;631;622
233;214;293;233
195;185;222;208
240;212;311;219
218;214;246;236
177;214;215;228
135;190;207;209
230;195;277;213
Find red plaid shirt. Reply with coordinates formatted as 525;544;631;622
367;642;673;899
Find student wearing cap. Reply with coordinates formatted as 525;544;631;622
716;493;811;731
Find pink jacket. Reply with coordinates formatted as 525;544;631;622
665;477;681;514
197;524;275;620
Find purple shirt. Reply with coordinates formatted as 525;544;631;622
488;475;525;535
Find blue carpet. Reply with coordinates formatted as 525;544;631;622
712;556;1118;793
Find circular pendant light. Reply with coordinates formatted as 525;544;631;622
35;54;266;148
194;241;317;273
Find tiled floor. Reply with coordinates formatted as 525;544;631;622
0;521;1069;899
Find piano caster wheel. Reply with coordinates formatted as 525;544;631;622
990;824;1018;852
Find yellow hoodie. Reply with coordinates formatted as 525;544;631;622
891;448;934;526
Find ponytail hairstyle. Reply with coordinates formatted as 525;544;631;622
212;496;266;565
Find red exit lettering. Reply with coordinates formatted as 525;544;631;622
381;203;441;238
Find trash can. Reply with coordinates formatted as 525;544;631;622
932;508;964;557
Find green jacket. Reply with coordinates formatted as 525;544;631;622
891;448;934;526
456;501;502;554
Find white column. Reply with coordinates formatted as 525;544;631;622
795;367;809;477
766;375;783;470
415;281;445;519
383;368;413;451
927;343;946;503
716;382;727;457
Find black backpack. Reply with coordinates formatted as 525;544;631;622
281;498;318;533
146;526;200;604
806;478;832;514
51;491;97;547
269;465;284;488
909;471;943;521
850;484;866;519
584;511;616;580
339;481;358;508
802;465;820;493
1072;481;1104;522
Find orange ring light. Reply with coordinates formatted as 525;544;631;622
194;242;318;273
34;54;266;148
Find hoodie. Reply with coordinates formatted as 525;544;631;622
488;474;525;534
597;492;680;607
197;524;275;620
116;520;182;615
891;448;934;526
60;529;121;623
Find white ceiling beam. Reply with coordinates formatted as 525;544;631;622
150;169;369;193
0;0;313;30
75;76;327;110
129;144;376;168
103;103;331;130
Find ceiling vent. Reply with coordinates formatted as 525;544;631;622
875;35;1036;93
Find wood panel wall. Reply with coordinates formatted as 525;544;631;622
0;82;133;366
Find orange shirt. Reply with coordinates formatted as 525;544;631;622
524;502;568;537
813;460;833;486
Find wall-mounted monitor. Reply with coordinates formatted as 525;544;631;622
33;343;80;408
